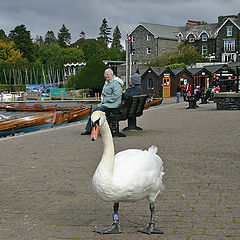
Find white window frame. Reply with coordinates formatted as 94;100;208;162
202;33;207;41
227;27;232;36
131;49;135;55
189;35;195;42
132;35;135;42
222;53;236;62
224;39;235;51
147;34;151;41
147;47;151;54
202;45;208;55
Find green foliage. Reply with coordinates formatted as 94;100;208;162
111;26;122;50
98;18;112;46
0;84;26;92
149;43;207;67
0;40;23;64
57;24;71;48
8;24;35;62
106;47;125;61
168;63;186;69
44;31;57;45
36;44;84;69
0;29;7;40
71;38;108;60
74;54;107;91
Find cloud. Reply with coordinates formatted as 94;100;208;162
0;0;239;45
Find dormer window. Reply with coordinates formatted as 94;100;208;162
202;33;208;41
147;34;151;41
188;34;195;42
227;27;232;36
132;35;135;42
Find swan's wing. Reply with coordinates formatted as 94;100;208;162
114;147;164;179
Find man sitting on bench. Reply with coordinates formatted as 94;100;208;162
122;73;142;100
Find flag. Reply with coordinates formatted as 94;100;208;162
127;34;133;54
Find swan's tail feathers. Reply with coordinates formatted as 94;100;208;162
148;145;158;154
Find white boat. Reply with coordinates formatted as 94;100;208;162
0;92;23;102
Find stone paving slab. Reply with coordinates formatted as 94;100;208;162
0;98;239;240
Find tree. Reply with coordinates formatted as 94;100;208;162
148;43;207;67
106;47;125;61
57;24;71;48
60;47;85;64
71;38;108;60
8;24;35;62
79;31;85;39
0;40;23;64
98;18;112;46
44;31;57;45
111;26;122;50
35;35;44;46
74;54;107;91
0;29;7;40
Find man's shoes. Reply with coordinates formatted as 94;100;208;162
81;131;91;135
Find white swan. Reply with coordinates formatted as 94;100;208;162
90;110;165;235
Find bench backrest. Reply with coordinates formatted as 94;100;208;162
127;95;147;118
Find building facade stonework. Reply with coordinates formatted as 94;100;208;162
127;13;240;65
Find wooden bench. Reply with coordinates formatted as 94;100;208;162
106;95;147;137
186;91;201;109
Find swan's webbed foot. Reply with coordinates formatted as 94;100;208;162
138;222;163;235
94;222;121;234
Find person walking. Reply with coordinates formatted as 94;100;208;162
176;85;181;103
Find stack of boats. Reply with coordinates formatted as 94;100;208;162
0;103;92;137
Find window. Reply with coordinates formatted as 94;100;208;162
227;27;232;36
131;48;135;55
189;34;195;42
147;34;151;41
132;35;135;42
147;78;154;89
147;48;151;54
202;33;208;41
202;45;208;55
224;40;235;51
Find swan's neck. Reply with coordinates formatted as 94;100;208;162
99;120;114;173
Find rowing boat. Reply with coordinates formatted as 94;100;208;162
144;98;163;110
5;103;57;112
0;106;92;137
68;106;92;122
0;112;55;137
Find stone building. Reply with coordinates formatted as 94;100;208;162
178;13;240;63
127;22;180;64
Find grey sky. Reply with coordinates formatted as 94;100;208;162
0;0;239;46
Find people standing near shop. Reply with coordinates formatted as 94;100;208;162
176;84;181;103
181;84;187;101
122;73;142;100
81;68;123;135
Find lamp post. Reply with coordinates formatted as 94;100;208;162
236;66;239;93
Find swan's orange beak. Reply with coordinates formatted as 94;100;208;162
91;124;99;141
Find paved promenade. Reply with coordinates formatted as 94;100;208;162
0;98;239;240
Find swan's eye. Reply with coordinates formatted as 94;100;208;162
91;119;100;127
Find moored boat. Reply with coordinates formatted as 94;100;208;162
0;112;56;137
5;103;57;112
0;106;92;137
68;106;92;122
144;98;163;109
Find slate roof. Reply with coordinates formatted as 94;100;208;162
179;23;218;39
134;22;180;40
